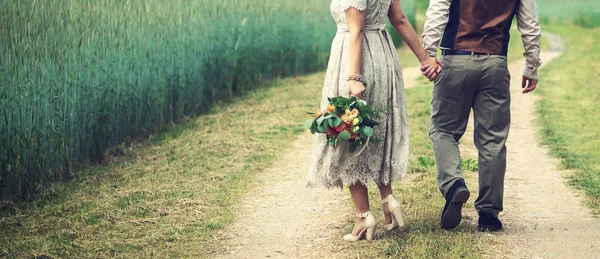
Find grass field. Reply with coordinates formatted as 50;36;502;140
536;25;600;213
0;0;335;201
0;73;328;257
537;0;600;28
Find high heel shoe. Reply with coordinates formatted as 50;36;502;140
382;194;404;231
343;211;377;241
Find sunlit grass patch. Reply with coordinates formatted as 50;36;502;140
537;25;600;213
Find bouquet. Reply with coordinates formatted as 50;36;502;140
305;96;381;153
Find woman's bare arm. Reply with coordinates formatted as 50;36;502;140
388;0;441;80
345;7;367;97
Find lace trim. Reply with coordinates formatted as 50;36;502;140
341;0;367;11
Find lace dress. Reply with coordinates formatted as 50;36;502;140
307;0;409;188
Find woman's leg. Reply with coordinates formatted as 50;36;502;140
377;183;394;224
349;184;370;235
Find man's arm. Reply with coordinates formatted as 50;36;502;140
517;0;542;93
422;0;452;57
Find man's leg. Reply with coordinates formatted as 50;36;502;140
429;55;477;229
472;56;511;231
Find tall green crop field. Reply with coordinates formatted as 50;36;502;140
0;0;336;200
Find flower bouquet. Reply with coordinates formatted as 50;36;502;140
305;96;381;153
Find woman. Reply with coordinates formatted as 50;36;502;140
307;0;440;241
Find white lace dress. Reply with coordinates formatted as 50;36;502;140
307;0;409;188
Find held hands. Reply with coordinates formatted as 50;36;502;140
522;76;538;94
420;56;443;81
347;80;365;98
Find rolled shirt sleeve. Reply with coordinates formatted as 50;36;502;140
422;0;452;57
517;0;543;79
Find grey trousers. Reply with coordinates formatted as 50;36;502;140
429;54;511;217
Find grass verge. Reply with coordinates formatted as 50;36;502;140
537;25;600;214
0;73;324;258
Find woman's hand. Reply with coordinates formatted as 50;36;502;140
420;56;443;81
347;80;366;98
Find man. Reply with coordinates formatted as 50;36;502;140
422;0;542;231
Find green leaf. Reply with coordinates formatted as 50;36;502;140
332;117;342;127
305;119;314;129
329;140;336;147
317;114;332;125
327;118;335;128
350;141;360;153
317;124;327;133
310;122;318;134
363;126;373;137
338;131;351;142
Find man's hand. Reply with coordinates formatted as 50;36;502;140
522;76;538;94
420;57;443;81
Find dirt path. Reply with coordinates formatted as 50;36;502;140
212;67;423;259
460;33;600;258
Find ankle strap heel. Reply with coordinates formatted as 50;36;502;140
343;211;377;241
382;195;405;231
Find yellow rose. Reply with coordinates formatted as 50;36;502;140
342;109;353;123
354;126;360;132
352;118;360;125
342;114;353;123
349;108;359;119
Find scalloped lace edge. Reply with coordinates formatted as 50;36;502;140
341;1;367;11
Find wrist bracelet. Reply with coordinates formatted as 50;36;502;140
347;74;363;82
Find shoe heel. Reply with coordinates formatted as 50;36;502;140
365;226;375;241
391;206;405;227
452;188;470;203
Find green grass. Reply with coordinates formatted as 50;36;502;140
0;73;326;258
537;0;600;28
536;25;600;213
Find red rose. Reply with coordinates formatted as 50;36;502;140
334;122;346;133
327;128;338;136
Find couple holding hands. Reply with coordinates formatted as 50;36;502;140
307;0;541;241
